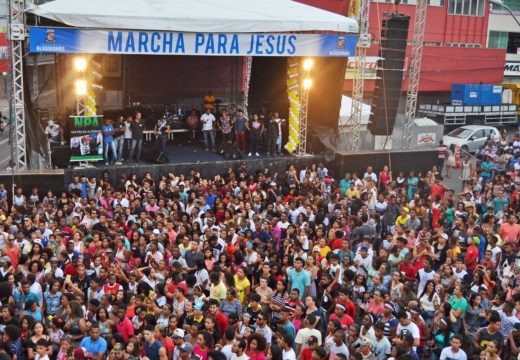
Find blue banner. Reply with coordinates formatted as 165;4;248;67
29;27;357;58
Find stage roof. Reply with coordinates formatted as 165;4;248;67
27;0;358;34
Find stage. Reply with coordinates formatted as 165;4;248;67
0;144;323;194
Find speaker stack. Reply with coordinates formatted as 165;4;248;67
368;13;410;136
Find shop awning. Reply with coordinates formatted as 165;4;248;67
27;0;358;34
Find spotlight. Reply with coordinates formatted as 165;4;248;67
303;58;314;71
91;71;103;81
91;84;104;91
75;79;87;96
303;78;313;90
90;60;102;71
74;57;87;72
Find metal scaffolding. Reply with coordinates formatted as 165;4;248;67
297;79;309;155
403;0;427;149
347;0;371;152
8;0;27;170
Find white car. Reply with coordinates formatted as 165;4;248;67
442;125;500;153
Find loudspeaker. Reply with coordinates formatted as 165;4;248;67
368;13;410;136
144;149;169;164
51;144;70;168
307;57;347;133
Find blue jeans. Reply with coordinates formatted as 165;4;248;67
114;136;124;160
104;141;118;163
124;138;132;159
130;138;143;161
203;130;215;150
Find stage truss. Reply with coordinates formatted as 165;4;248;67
346;0;371;152
8;0;27;170
403;0;427;149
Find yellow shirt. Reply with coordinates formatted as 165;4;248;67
314;245;331;260
234;275;251;304
395;215;410;226
204;95;216;109
346;189;359;198
210;281;228;301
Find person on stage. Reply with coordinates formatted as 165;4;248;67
155;115;170;155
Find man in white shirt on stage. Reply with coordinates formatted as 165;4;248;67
200;108;216;151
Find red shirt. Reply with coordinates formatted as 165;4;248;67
399;262;416;281
116;317;135;343
103;282;122;295
329;313;354;331
465;245;479;271
63;263;78;277
501;223;520;243
301;348;313;360
329;238;343;250
430;184;446;201
379;171;391;186
215;311;229;335
343;300;357;320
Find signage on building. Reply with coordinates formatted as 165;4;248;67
345;56;381;80
418;133;436;145
505;61;520;77
28;27;358;58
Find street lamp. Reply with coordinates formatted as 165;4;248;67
488;0;520;27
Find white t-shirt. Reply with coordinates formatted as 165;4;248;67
221;344;233;360
440;347;467;360
396;321;420;350
328;343;349;360
201;113;216;131
283;348;297;360
295;328;322;351
374;337;392;360
124;121;133;139
453;269;468;280
231;354;250;360
417;269;435;294
44;124;60;138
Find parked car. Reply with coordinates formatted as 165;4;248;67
442;125;500;154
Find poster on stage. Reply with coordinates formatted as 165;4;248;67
417;133;436;145
69;115;104;160
29;27;358;58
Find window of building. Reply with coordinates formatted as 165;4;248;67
423;41;441;46
493;0;520;11
507;32;520;53
427;0;446;6
446;42;481;47
488;31;509;49
448;0;484;15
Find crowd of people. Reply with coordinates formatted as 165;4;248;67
0;130;518;360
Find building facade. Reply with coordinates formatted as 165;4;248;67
298;0;506;94
487;0;520;83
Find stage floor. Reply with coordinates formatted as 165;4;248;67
97;141;294;166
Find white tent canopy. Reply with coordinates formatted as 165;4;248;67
339;95;371;126
27;0;358;34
